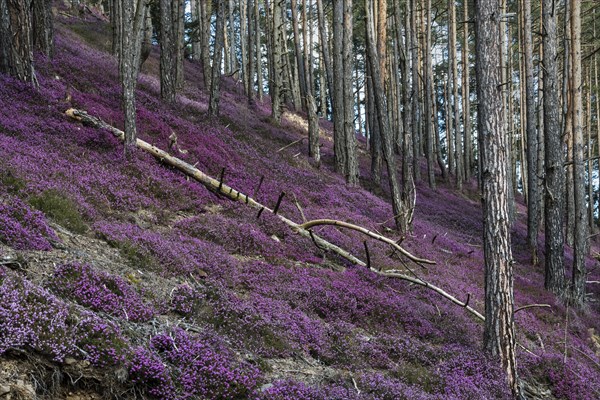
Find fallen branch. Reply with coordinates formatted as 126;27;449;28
277;137;305;153
299;219;435;265
65;108;365;267
514;304;552;313
65;108;492;329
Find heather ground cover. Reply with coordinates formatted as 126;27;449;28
1;7;600;400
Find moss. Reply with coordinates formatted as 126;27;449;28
29;190;88;234
393;362;441;393
0;170;26;194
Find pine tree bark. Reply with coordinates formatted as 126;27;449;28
290;0;307;111
160;0;177;103
524;0;539;265
475;0;519;395
316;0;333;114
0;0;36;84
448;0;462;189
247;0;255;104
332;0;346;175
119;0;147;152
542;0;565;295
366;0;405;231
570;0;587;307
342;0;358;185
270;0;283;123
199;0;212;89
208;0;226;116
462;0;471;180
423;0;435;188
409;0;421;182
32;0;53;58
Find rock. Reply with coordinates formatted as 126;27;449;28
0;385;10;396
259;383;273;392
64;357;77;365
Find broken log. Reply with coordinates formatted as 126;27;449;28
66;108;509;324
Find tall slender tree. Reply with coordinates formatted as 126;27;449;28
475;0;519;394
570;0;587;306
524;0;539;265
208;0;226;116
542;0;565;295
119;0;147;152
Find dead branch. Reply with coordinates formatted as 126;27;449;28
65;108;365;267
514;304;552;313
277;137;305;153
299;219;436;265
65;108;495;330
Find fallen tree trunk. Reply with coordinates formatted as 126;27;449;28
66;108;498;322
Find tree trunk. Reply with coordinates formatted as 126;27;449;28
542;0;565;295
449;0;462;189
160;0;177;103
342;0;358;185
247;0;255;105
256;0;263;100
270;0;283;123
32;0;53;58
208;0;225;117
316;0;333;115
475;0;519;395
332;0;346;175
139;6;152;71
523;0;539;265
199;0;212;89
570;0;587;307
366;0;405;231
290;0;307;111
410;0;421;182
462;0;471;180
174;0;185;90
423;0;435;188
111;0;122;57
0;0;36;84
307;93;320;166
120;0;147;152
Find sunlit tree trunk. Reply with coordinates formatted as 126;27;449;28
270;0;283;123
160;0;177;103
410;0;421;182
475;0;519;394
255;0;263;100
247;0;255;105
570;0;587;307
291;0;307;111
423;0;435;188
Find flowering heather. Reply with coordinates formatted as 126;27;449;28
0;195;59;250
0;11;598;399
50;263;155;322
155;328;261;399
0;274;74;361
170;283;205;315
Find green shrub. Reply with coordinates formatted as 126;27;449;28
29;190;88;234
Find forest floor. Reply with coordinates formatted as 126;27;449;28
1;4;600;400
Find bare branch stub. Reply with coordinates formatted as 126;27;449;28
273;191;286;215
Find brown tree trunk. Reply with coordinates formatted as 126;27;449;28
366;0;406;231
475;0;519;395
32;0;53;58
462;0;471;180
570;0;587;307
448;0;462;189
523;0;539;265
120;0;147;152
343;0;358;185
423;0;435;188
160;0;177;103
208;0;226;116
270;0;283;123
0;0;36;84
542;0;565;295
290;0;307;111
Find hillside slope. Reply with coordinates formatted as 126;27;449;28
1;9;600;400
